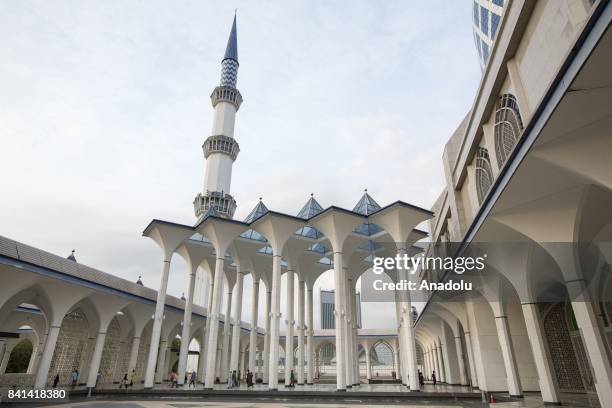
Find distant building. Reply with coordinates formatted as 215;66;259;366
472;0;507;69
320;289;362;329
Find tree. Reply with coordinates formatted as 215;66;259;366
6;339;33;373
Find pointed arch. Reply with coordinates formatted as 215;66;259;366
494;94;524;166
475;147;494;204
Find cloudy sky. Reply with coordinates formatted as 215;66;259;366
0;1;481;330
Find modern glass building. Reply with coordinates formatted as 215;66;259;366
472;0;506;69
320;289;362;330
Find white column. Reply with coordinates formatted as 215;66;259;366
144;257;171;388
220;289;233;382
568;280;612;404
249;279;260;373
435;342;445;382
306;286;314;384
351;285;360;385
86;331;107;389
297;279;305;385
332;251;347;391
204;256;225;388
284;270;295;386
34;324;61;388
394;295;406;384
230;272;245;373
262;290;271;383
365;346;372;380
268;254;282;390
127;336;140;376
27;343;38;374
344;273;353;387
199;280;214;382
463;331;478;387
521;303;560;403
178;265;198;385
155;339;168;384
397;246;419;391
30;335;46;375
163;345;172;381
454;335;468;386
495;315;522;396
0;343;12;373
393;342;400;380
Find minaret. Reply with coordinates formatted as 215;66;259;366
194;14;242;220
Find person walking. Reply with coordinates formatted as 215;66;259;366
120;373;128;389
189;371;196;388
418;370;424;387
228;370;234;389
52;373;60;388
71;369;78;388
432;370;437;386
129;369;137;387
246;370;253;388
290;369;296;387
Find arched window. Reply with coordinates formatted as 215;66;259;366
494;94;523;166
475;147;494;204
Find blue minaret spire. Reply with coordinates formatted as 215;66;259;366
220;13;239;87
193;12;242;220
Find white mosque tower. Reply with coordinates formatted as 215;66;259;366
193;14;242;220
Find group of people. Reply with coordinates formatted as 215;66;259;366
118;369;138;389
227;369;255;388
51;368;105;389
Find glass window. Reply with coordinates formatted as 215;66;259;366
480;6;489;36
473;1;479;26
481;41;489;62
475;147;494;204
494;94;524;166
491;13;501;38
493;0;504;6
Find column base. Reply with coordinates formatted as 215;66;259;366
346;385;352;388
510;394;524;398
204;387;213;390
336;389;347;392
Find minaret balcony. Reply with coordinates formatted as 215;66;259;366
194;191;237;219
203;135;240;161
211;86;243;110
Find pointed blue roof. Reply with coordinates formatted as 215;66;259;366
352;190;381;215
297;194;324;219
244;199;268;223
353;191;383;236
223;14;238;63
